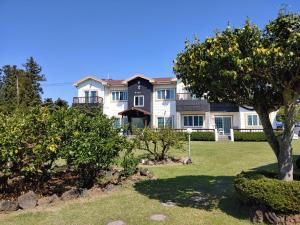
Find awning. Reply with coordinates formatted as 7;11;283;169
118;107;151;116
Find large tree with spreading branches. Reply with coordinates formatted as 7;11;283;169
174;12;300;181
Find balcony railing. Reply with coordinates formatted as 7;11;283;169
176;93;200;100
73;96;103;105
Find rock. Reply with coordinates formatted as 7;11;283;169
103;184;114;192
264;211;280;224
294;214;300;223
18;191;37;209
147;160;155;166
180;157;192;165
251;209;264;224
106;220;126;225
139;168;154;178
150;214;168;221
61;188;81;201
97;170;119;185
161;200;176;207
37;194;59;206
0;200;18;212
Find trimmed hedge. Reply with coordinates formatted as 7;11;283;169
234;172;300;213
234;131;282;142
179;131;215;141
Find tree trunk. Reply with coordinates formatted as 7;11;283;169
257;101;296;181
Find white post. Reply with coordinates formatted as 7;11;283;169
186;128;192;161
230;128;234;142
214;129;218;142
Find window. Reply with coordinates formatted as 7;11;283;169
157;117;173;128
183;115;204;127
114;118;121;128
134;95;144;107
247;115;261;126
157;89;175;100
112;91;128;101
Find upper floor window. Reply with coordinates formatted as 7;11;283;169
134;95;144;107
157;89;175;100
247;114;261;126
157;117;173;128
112;91;128;101
183;115;204;127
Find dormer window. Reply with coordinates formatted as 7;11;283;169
134;95;144;107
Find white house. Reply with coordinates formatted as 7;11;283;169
73;74;277;134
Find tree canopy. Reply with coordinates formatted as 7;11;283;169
174;11;300;181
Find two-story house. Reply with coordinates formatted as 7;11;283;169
73;74;277;134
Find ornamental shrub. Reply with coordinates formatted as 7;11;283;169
190;131;215;141
234;131;282;142
121;152;139;177
234;172;300;213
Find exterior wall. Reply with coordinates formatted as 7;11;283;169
177;111;207;129
77;79;105;98
103;86;128;118
209;112;240;129
152;84;177;128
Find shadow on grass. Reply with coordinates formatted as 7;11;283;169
134;175;248;220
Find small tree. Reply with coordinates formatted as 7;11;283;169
135;128;184;161
174;12;300;181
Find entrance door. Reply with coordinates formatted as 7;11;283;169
215;116;232;134
131;117;145;128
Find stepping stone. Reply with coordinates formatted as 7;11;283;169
161;200;176;207
106;220;126;225
150;214;168;221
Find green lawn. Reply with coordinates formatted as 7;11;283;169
1;141;300;225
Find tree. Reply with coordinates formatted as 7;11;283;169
276;105;300;122
174;12;300;181
0;57;45;113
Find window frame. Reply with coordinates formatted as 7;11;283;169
134;95;144;107
183;115;204;127
156;88;175;100
247;114;261;126
111;91;128;101
157;116;173;128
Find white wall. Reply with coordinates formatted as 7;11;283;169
103;86;128;118
152;84;177;128
77;79;105;98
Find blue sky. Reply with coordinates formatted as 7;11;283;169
1;0;300;103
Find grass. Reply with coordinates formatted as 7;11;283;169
1;141;300;225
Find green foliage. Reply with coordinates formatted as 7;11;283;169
134;128;185;160
121;152;139;177
191;132;215;141
41;98;69;111
0;57;45;113
276;105;300;122
234;172;300;213
234;131;282;142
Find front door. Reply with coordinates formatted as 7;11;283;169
131;117;145;128
215;116;232;134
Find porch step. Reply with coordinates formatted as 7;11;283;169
218;135;231;141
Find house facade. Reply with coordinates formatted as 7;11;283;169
73;74;277;134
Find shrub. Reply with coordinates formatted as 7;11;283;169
190;131;215;141
234;131;282;142
62;108;128;188
134;128;185;160
121;152;139;177
234;172;300;213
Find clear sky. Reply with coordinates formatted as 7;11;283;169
1;0;300;103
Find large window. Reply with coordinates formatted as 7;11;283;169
134;95;144;107
112;91;128;101
157;89;175;100
247;114;261;126
157;117;173;128
114;118;121;128
183;115;204;127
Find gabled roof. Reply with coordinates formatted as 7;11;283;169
73;76;108;87
122;74;155;84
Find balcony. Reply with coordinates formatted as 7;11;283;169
176;93;210;112
72;96;103;106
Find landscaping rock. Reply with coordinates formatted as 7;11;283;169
139;168;153;178
161;200;176;207
147;160;155;166
106;220;127;225
61;188;81;201
38;194;59;206
180;157;192;165
18;191;37;209
103;184;114;192
251;209;264;224
0;200;18;212
150;214;168;221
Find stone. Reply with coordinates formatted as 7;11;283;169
103;184;114;192
0;200;18;212
150;214;168;221
251;209;264;224
264;211;280;224
37;194;59;206
180;157;192;165
18;191;37;209
161;200;176;207
147;160;155;166
106;220;126;225
61;188;81;201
